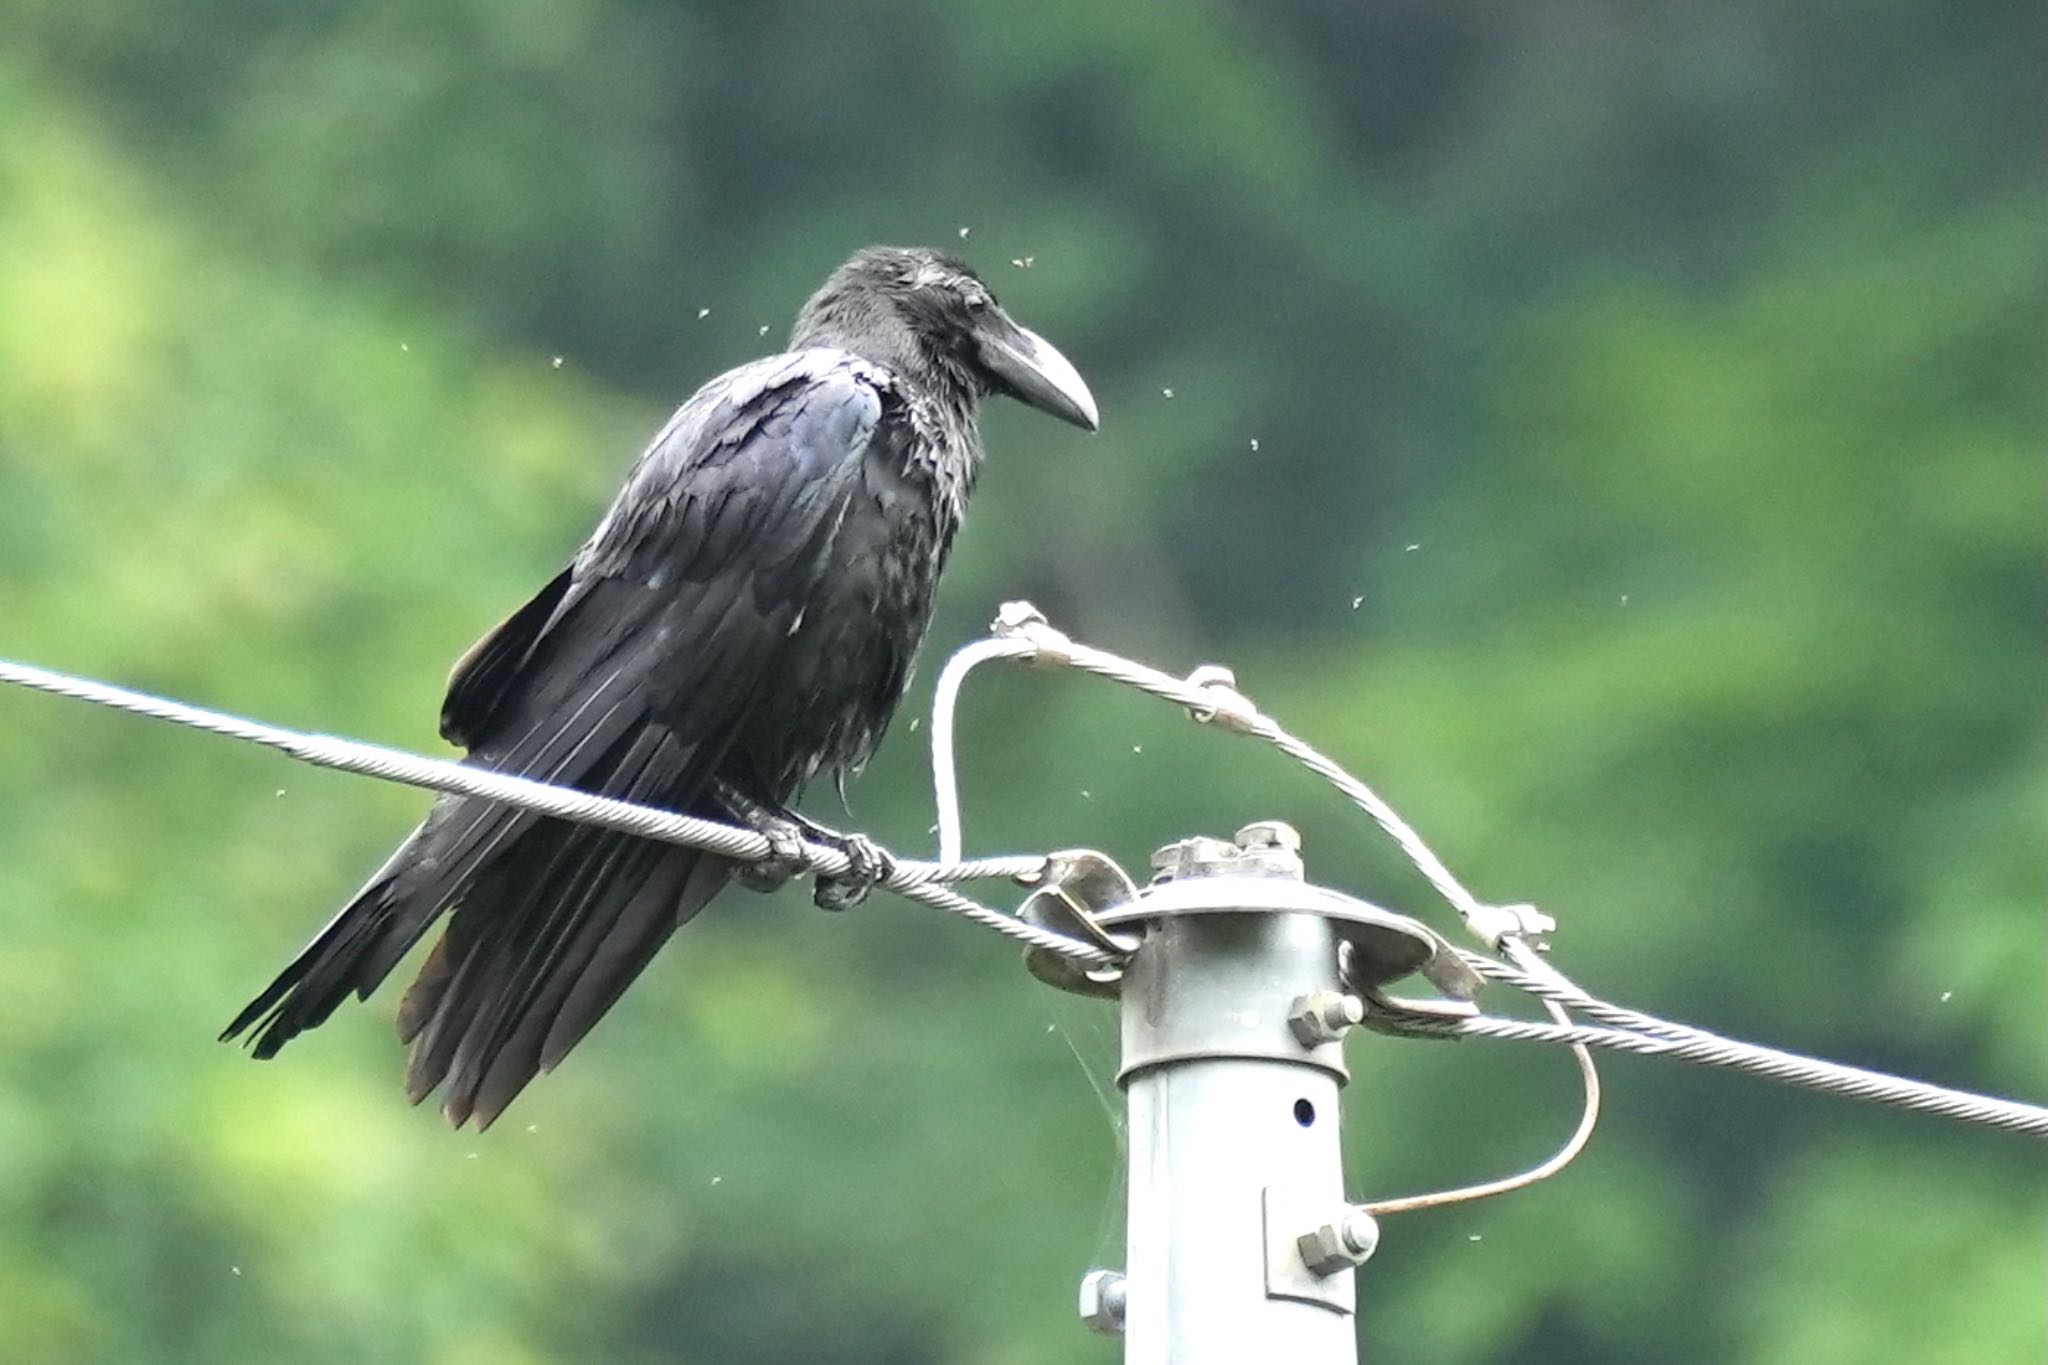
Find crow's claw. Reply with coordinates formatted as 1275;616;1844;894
736;818;808;893
812;832;895;912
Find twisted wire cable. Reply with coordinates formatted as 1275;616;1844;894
10;617;2046;1143
0;657;1114;968
1449;946;2048;1138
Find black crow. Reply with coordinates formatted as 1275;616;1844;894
223;246;1098;1127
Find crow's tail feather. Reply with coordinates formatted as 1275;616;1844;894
218;803;514;1058
223;720;733;1129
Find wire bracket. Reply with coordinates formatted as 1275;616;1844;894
1465;902;1558;952
1182;664;1259;732
992;599;1073;667
1017;850;1138;998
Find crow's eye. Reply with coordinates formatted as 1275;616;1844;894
963;290;991;313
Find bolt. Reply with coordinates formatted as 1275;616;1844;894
1288;990;1366;1047
1230;818;1304;879
1235;820;1302;854
1078;1268;1127;1335
1297;1209;1381;1277
1149;836;1241;882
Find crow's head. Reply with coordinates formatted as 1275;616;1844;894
792;245;1098;431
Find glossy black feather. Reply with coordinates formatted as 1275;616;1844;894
223;247;1092;1127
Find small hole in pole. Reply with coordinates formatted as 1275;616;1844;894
1293;1098;1315;1127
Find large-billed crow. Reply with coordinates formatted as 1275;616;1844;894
223;246;1098;1127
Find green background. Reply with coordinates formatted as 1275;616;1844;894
1;3;2040;1361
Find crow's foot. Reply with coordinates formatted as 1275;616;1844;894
717;783;893;907
734;815;808;893
808;829;896;912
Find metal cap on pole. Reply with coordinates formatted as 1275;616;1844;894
1025;822;1453;1364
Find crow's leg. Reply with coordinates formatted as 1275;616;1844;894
714;784;895;910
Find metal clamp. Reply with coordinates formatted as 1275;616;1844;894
992;600;1073;668
1464;900;1558;951
1017;850;1139;998
1182;665;1258;732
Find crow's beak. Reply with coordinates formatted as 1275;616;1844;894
977;315;1099;431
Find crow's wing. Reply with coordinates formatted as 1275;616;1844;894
444;346;892;762
225;350;893;1123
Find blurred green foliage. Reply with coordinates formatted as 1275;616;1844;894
0;3;2040;1361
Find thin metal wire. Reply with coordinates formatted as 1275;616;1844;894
924;610;1611;1207
934;613;1508;936
974;616;1546;950
1460;944;2048;1138
0;656;1115;968
1353;992;1602;1215
1388;1012;2048;1139
929;635;1038;865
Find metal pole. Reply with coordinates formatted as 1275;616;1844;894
1064;822;1418;1363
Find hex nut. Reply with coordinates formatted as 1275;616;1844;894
1078;1269;1127;1335
1297;1210;1381;1277
1297;1222;1355;1277
1288;990;1366;1048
